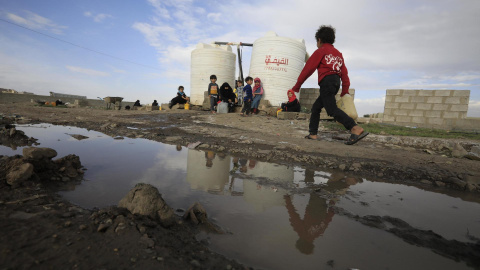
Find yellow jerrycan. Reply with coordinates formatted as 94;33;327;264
336;94;358;120
184;103;190;110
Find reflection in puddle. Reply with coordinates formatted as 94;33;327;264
1;124;479;270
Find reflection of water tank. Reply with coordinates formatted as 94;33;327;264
242;161;293;212
246;162;294;183
186;149;231;194
249;31;307;106
190;43;236;105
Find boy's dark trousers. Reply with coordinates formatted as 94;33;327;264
241;100;252;115
210;96;218;111
309;74;356;135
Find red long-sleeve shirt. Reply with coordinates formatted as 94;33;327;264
292;43;350;95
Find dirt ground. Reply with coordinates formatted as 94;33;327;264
1;101;480;269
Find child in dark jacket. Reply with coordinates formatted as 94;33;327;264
240;76;253;116
281;89;301;112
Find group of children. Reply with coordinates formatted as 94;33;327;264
207;74;300;116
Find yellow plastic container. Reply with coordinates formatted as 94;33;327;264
184;103;190;110
159;106;162;110
336;94;358;120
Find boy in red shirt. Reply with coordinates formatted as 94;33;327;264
292;25;368;145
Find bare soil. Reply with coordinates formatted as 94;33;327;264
1;102;479;269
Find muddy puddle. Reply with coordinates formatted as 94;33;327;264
1;124;479;270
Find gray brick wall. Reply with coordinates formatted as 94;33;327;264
383;90;470;129
299;88;355;119
0;93;135;108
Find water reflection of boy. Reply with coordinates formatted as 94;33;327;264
248;160;256;169
176;144;182;151
239;158;248;173
304;169;315;183
205;151;216;168
286;172;361;254
284;193;334;255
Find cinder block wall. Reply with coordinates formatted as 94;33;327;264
299;88;355;119
0;93;134;108
383;90;470;129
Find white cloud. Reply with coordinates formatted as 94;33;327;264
84;11;113;23
6;11;67;34
467;100;480;118
207;13;221;22
354;96;386;116
66;65;110;77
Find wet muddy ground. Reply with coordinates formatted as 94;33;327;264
1;102;480;269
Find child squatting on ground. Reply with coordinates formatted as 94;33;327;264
208;75;219;114
292;25;368;145
241;76;253;116
169;86;189;109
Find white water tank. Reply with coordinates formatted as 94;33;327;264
248;31;307;106
190;43;236;105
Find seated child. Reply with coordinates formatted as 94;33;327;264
169;86;190;109
152;100;159;106
281;89;301;112
133;100;141;107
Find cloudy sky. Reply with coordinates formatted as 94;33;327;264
1;0;479;116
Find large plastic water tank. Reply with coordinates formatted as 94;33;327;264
248;31;307;106
190;43;236;105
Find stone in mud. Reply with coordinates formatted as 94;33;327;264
6;162;34;187
9;127;16;137
465;146;480;161
451;143;468;158
118;183;175;227
23;147;57;160
183;202;224;234
435;181;446;187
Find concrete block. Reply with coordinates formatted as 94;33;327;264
410;96;426;103
161;103;171;110
400;103;415;110
383;115;396;122
411;116;427;124
402;90;419;96
434;90;452;97
146;105;159;111
449;104;468;112
443;111;459;119
418;90;434;96
409;110;425;117
425;110;442;118
432;104;449;110
383;108;392;115
445;97;468;105
385;95;394;102
416;103;432;110
384;102;399;109
395;96;410;103
459;112;467;119
428;118;445;125
426;97;444;104
386;89;402;96
396;116;412;122
277;111;298;120
394;109;409;116
452;90;470;97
